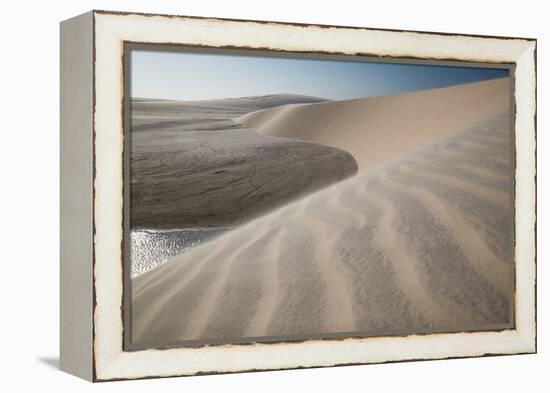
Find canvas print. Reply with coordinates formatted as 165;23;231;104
127;47;514;348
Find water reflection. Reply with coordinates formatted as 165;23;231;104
130;228;226;278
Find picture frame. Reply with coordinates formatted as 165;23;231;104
60;10;537;382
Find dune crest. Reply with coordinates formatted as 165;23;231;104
237;77;510;172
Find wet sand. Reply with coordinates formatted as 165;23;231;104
131;94;357;229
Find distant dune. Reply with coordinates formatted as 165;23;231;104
238;78;510;172
131;94;327;130
132;78;513;346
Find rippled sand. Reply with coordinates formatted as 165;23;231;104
131;78;513;347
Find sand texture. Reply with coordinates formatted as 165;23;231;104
131;78;513;346
131;94;357;229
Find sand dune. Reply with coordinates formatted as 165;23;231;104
237;78;510;172
131;106;513;346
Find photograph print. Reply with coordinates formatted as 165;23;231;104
126;46;514;349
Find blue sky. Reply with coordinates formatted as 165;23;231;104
130;49;509;101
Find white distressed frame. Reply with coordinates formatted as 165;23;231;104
91;11;536;381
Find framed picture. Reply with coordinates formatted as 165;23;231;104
60;10;537;382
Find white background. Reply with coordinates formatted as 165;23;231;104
0;0;546;391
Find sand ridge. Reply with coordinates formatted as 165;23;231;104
237;77;510;172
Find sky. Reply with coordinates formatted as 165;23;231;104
130;49;509;101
